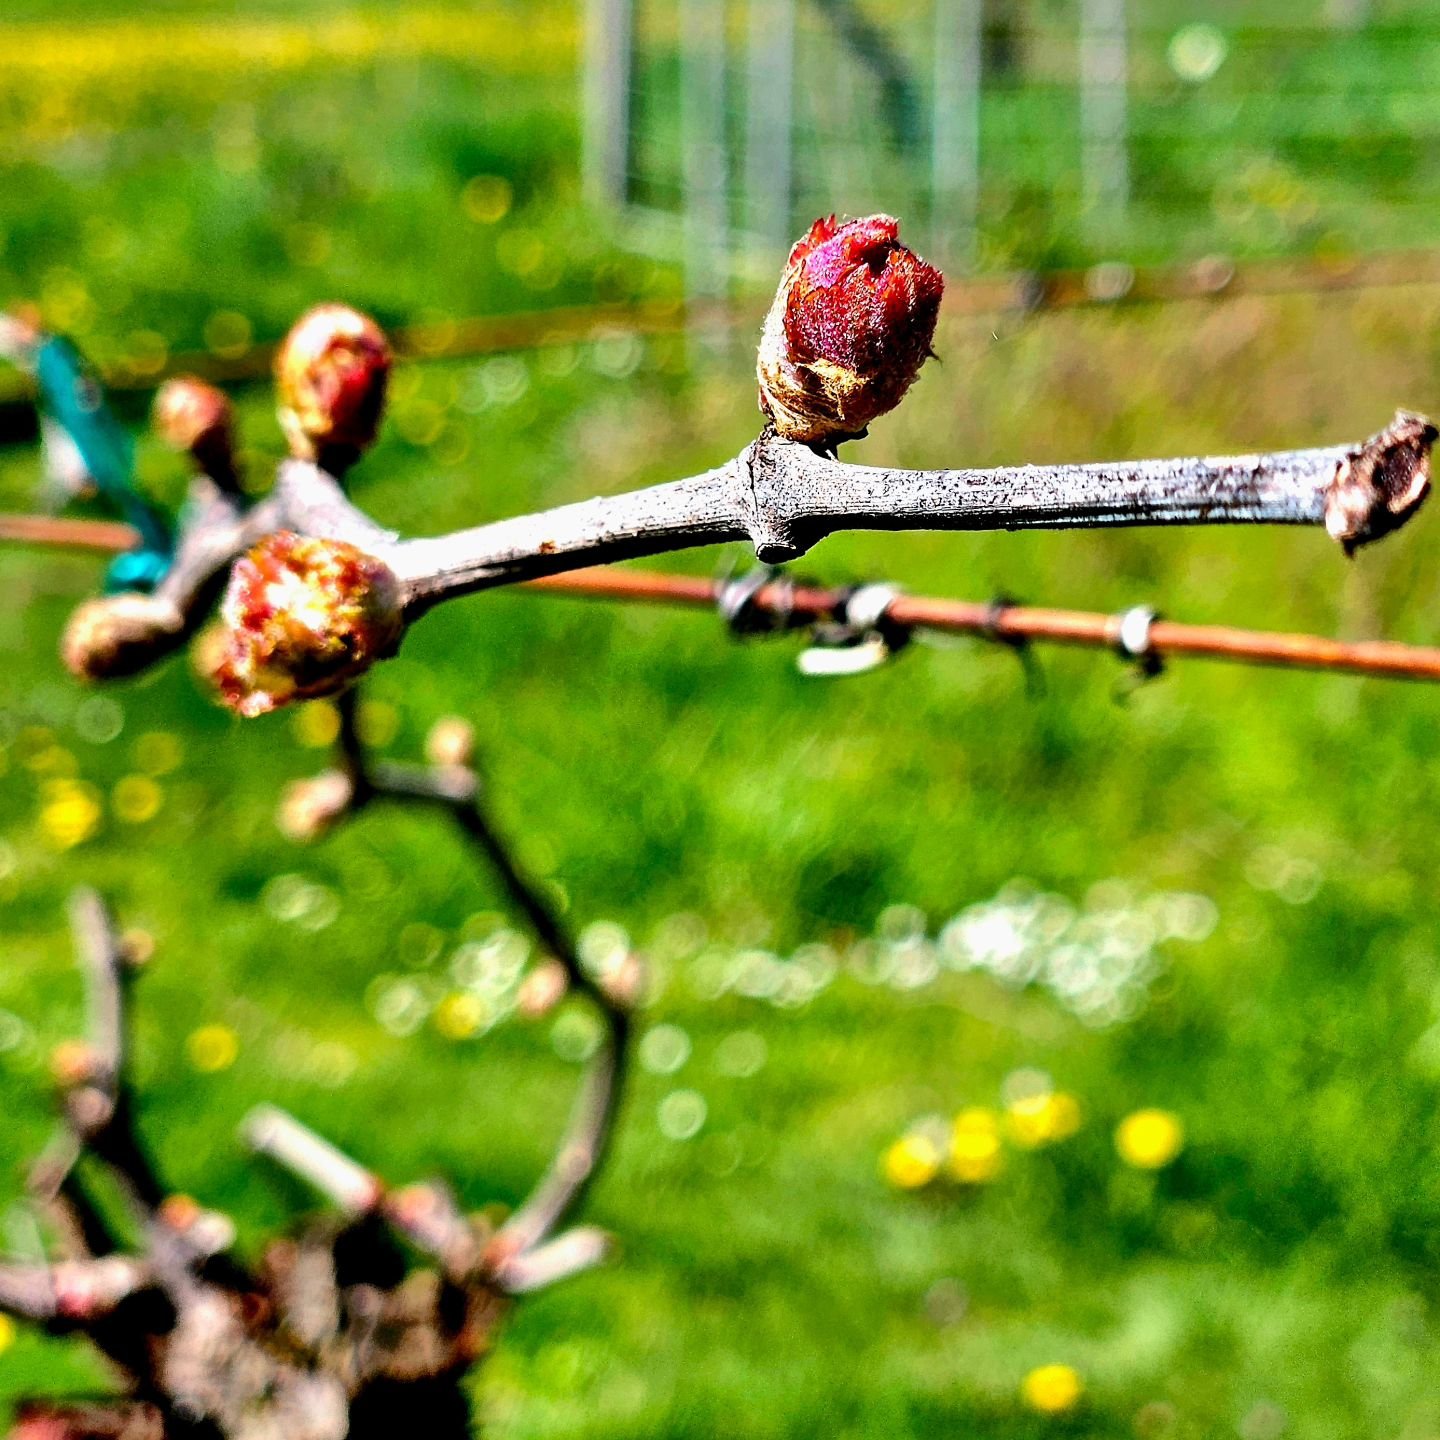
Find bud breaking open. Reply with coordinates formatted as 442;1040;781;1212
212;532;403;717
757;215;944;446
153;376;239;490
275;303;391;466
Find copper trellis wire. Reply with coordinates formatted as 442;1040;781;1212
5;511;1440;685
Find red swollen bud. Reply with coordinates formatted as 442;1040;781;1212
153;376;239;489
757;214;944;446
212;532;403;717
275;303;391;465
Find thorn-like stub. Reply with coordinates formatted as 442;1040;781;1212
1325;410;1437;555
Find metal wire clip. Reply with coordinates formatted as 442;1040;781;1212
717;564;795;639
797;583;910;678
1109;604;1165;688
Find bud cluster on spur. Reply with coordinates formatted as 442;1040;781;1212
212;532;403;717
757;213;945;447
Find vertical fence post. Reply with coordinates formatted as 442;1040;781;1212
931;0;982;269
680;0;731;357
744;0;797;251
582;0;635;209
1079;0;1129;233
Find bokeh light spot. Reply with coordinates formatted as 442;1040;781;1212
639;1023;691;1076
203;309;252;359
434;991;487;1041
134;731;183;776
657;1088;707;1140
292;701;341;749
462;174;513;224
113;774;162;824
186;1024;239;1074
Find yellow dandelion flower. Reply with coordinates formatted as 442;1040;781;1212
113;774;162;824
955;1105;1000;1133
1022;1363;1083;1415
1115;1108;1184;1170
1006;1091;1083;1148
1006;1094;1053;1149
39;779;103;849
292;701;341;748
186;1024;239;1074
0;1313;14;1354
882;1132;941;1190
1047;1092;1083;1141
950;1106;1004;1184
434;992;487;1041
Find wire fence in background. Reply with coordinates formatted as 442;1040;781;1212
585;0;1440;316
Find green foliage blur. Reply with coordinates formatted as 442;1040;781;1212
3;4;1440;1438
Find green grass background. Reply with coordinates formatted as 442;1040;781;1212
4;3;1440;1437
